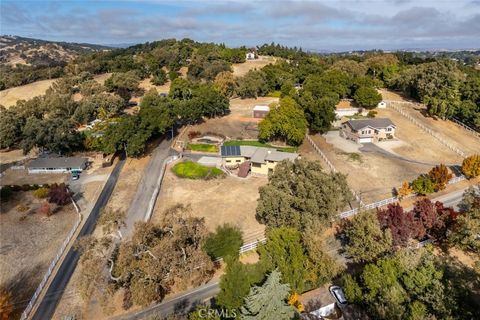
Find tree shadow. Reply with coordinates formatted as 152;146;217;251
1;262;44;319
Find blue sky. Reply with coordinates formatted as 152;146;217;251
1;0;479;51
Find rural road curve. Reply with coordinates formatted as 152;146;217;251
112;281;220;320
122;137;177;238
31;154;126;320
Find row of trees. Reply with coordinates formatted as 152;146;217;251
340;185;480;319
398;156;480;197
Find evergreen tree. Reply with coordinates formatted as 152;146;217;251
240;270;295;320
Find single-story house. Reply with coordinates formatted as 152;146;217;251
340;118;396;144
220;145;298;175
246;51;256;60
253;105;270;118
28;157;88;174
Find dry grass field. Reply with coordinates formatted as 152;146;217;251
232;56;276;77
0;73;111;108
0;192;76;318
312;104;464;203
152;165;267;242
379;89;479;156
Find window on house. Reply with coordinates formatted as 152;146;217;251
236;160;241;163
226;160;231;163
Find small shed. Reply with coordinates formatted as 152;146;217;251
253;105;270;118
246;52;256;60
377;101;387;109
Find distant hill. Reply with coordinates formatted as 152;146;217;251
0;35;111;67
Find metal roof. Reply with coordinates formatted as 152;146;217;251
253;105;270;112
28;157;88;169
345;118;396;131
220;145;241;157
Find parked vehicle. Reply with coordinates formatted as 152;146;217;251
329;286;348;306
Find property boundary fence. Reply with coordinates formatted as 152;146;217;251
452;118;480;139
305;135;336;173
145;155;179;221
306;134;364;205
386;102;466;157
20;211;82;320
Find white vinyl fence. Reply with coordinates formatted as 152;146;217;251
386;102;466;157
452;118;480;139
20;211;82;320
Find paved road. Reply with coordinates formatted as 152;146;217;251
112;281;220;320
122;138;176;237
31;154;126;320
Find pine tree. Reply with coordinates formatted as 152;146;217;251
240;270;295;320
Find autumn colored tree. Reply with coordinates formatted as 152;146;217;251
462;154;480;178
214;71;236;97
397;181;413;199
428;164;452;191
0;290;13;320
48;183;74;205
38;201;52;216
377;203;417;246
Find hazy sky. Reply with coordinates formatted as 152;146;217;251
1;0;479;51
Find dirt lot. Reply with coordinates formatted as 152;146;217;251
0;73;111;108
179;97;279;141
0;192;76;318
152;165;267;242
379;89;479;156
232;56;276;77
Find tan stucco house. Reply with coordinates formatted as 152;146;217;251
220;145;299;175
340;118;396;144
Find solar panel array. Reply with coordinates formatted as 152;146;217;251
220;145;241;156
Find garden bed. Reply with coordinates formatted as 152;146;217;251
186;143;219;153
223;140;297;153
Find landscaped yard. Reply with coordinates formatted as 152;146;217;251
186;143;219;153
172;161;224;179
223;140;297;153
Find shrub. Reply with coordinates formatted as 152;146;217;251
16;204;29;212
48;183;74;205
38;202;52;216
203;224;243;259
0;187;13;202
367;110;377;118
411;175;436;195
188;131;201;140
462;154;480;178
33;187;50;199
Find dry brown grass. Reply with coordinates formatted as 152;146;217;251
152;165;267;242
0;192;76;318
0;73;111;108
232;56;276;77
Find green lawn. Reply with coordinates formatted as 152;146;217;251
172;161;224;179
187;143;219;153
223;140;297;153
